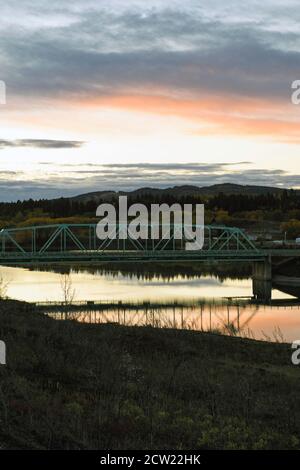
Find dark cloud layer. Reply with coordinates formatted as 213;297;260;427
0;139;84;149
0;162;297;202
1;4;299;102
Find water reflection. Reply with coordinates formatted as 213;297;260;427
43;300;300;343
0;264;300;343
1;265;255;303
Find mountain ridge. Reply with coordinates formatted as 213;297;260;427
71;183;291;203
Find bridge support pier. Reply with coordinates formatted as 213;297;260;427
252;259;272;302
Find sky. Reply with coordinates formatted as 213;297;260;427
0;0;300;201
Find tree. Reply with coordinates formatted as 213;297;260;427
215;210;231;225
60;274;75;304
0;274;10;299
281;219;300;239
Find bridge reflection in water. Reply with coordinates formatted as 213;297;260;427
37;298;300;342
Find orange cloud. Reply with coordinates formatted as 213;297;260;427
81;93;300;143
5;92;300;143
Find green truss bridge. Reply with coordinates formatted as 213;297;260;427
0;222;263;263
0;223;299;301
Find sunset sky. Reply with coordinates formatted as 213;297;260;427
0;0;300;200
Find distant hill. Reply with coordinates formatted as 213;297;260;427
71;183;288;203
197;183;286;195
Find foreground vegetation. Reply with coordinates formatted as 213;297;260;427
0;300;299;450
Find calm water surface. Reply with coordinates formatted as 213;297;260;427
1;265;300;342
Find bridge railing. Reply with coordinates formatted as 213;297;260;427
0;223;258;255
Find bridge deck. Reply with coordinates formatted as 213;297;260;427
0;249;299;265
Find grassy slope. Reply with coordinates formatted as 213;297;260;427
0;300;299;450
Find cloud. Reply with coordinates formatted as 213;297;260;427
1;4;299;102
5;36;297;103
0;139;85;149
0;3;299;143
59;162;251;172
0;162;299;201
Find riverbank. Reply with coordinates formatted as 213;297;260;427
0;299;299;450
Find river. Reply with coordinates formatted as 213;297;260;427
1;265;300;343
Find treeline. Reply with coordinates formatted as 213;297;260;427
0;189;299;233
0;189;299;218
0;197;96;218
208;190;299;213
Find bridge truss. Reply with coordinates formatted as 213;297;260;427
0;223;263;264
